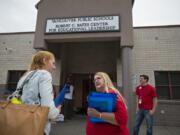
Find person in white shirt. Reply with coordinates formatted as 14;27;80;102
64;78;74;119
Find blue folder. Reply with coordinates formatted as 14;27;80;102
54;84;70;107
88;92;117;123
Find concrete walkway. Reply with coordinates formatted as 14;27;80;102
50;115;180;135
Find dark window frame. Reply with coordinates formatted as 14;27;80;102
154;71;180;100
7;70;26;92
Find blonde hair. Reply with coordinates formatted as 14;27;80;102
29;51;55;71
95;72;127;108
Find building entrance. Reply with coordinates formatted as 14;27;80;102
70;73;95;114
57;41;119;114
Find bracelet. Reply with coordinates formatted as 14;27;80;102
99;113;102;119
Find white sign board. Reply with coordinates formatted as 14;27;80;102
45;16;120;33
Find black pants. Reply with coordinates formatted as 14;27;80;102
63;99;73;119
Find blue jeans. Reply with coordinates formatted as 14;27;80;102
133;109;153;135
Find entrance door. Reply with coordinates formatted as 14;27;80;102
71;73;94;114
82;76;95;113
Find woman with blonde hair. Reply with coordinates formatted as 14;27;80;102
14;51;61;135
86;72;129;135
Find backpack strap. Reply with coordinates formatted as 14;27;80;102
7;71;37;100
17;71;37;92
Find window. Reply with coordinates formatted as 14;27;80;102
7;70;26;92
154;71;180;100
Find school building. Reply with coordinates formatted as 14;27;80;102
0;0;180;127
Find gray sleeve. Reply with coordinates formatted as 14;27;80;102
38;71;59;119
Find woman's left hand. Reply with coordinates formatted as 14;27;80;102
87;107;100;118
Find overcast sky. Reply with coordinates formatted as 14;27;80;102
0;0;180;33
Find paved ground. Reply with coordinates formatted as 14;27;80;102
50;115;86;135
50;115;180;135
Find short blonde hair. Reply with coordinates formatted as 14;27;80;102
29;51;55;70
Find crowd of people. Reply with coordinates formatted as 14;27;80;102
9;50;157;135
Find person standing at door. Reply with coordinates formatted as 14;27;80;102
133;74;158;135
64;77;74;119
86;72;129;135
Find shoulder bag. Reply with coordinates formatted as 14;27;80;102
0;71;49;135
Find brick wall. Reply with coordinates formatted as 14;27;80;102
0;32;60;92
132;27;180;86
154;100;180;126
0;32;35;85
